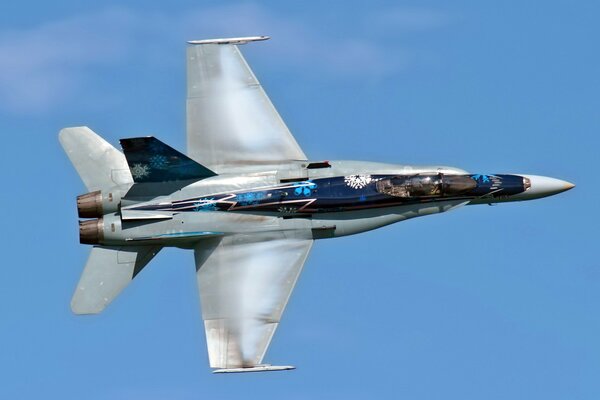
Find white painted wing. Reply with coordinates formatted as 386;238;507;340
194;235;313;369
186;39;307;171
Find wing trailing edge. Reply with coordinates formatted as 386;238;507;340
213;365;295;374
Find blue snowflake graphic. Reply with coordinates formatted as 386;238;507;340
293;181;317;197
472;174;491;183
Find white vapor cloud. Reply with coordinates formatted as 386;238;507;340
0;4;451;114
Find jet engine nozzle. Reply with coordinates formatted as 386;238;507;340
79;218;104;245
77;191;103;218
77;189;122;218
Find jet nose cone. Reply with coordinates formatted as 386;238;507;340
520;175;575;200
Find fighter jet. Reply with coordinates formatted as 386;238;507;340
59;36;574;373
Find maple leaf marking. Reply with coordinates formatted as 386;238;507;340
131;163;150;179
344;174;372;189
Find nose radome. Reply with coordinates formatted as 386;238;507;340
517;175;575;200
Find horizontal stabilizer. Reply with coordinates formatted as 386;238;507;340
59;126;132;191
120;137;216;183
71;245;160;314
213;365;295;374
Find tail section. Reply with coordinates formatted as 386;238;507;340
120;137;216;183
71;245;161;314
59;127;133;191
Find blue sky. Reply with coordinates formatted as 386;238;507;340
0;1;597;398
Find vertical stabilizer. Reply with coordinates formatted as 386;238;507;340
59;126;132;191
120;136;216;183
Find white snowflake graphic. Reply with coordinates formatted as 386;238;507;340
131;163;150;179
344;174;372;189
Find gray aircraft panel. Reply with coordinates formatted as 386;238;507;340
186;40;306;171
194;234;313;368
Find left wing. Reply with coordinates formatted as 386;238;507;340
194;234;313;371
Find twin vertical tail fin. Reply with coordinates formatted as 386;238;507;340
120;137;216;183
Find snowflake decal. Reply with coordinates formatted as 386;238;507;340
149;154;168;169
293;181;317;197
471;174;491;183
344;174;372;189
131;163;150;179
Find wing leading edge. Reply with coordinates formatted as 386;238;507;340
194;234;313;370
186;37;307;171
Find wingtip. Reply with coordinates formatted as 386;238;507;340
187;36;270;45
212;365;295;374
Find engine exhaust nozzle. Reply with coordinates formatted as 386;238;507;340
77;191;103;218
79;218;104;245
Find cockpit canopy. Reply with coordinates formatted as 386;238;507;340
375;174;477;198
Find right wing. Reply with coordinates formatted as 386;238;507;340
186;36;307;171
194;234;313;370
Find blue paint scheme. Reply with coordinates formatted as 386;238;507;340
132;173;528;215
120;136;217;183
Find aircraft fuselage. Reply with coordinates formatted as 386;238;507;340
78;161;573;247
